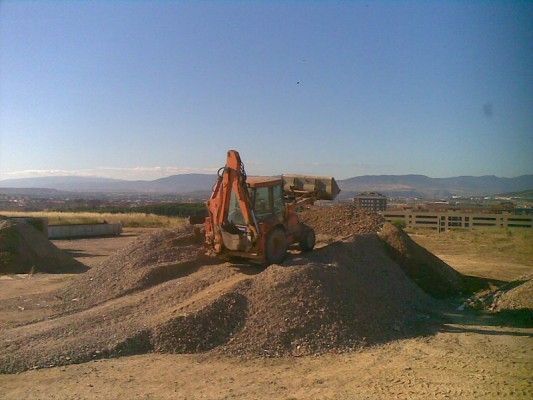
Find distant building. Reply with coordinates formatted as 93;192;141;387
353;192;387;212
382;210;532;231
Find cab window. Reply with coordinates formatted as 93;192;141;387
254;187;271;218
272;184;284;217
228;190;245;225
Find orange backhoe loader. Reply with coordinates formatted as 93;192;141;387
203;150;340;264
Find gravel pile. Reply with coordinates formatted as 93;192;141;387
222;235;435;357
152;234;437;358
58;227;208;311
0;219;84;274
379;223;464;298
298;204;384;238
0;262;241;373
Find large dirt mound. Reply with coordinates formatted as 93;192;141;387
0;219;85;274
0;227;442;373
222;236;434;356
59;227;209;311
379;223;464;298
298;204;384;238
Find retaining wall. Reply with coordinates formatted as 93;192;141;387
3;217;48;235
47;223;122;239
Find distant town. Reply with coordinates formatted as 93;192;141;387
1;185;531;220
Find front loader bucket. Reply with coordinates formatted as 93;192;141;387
282;174;340;201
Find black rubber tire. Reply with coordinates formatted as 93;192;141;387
299;226;316;252
265;227;288;265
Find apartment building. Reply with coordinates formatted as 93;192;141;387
354;192;387;212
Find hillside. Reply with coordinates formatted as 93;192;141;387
496;189;533;200
1;174;531;198
0;174;217;194
338;174;533;198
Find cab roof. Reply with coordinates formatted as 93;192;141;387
246;176;282;188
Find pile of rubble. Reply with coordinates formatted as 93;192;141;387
0;219;84;274
462;274;532;312
298;204;384;238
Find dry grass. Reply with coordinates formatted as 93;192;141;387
407;227;533;281
406;228;533;265
0;211;187;228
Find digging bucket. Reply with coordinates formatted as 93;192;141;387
282;174;340;201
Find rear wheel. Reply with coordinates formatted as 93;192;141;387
299;225;316;252
264;227;288;265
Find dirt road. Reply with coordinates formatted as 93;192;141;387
51;228;152;267
1;322;530;400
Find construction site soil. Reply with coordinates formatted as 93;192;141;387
495;277;533;311
467;273;533;313
0;219;85;274
1;206;466;374
299;204;384;238
378;223;464;298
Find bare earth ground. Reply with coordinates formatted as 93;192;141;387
0;228;532;399
50;228;154;268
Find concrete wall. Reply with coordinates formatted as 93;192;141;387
47;223;122;239
382;210;532;230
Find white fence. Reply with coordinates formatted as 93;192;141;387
382;210;532;230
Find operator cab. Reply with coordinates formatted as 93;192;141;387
228;176;285;226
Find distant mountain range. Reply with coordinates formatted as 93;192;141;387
1;174;532;199
337;174;533;199
0;174;217;194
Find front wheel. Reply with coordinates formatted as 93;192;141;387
264;227;288;265
299;225;316;252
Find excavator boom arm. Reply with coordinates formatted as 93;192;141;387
206;150;258;252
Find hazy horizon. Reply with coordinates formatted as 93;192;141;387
0;169;532;183
1;1;532;181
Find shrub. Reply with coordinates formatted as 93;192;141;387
392;219;406;229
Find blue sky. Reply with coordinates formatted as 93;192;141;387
1;1;531;180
